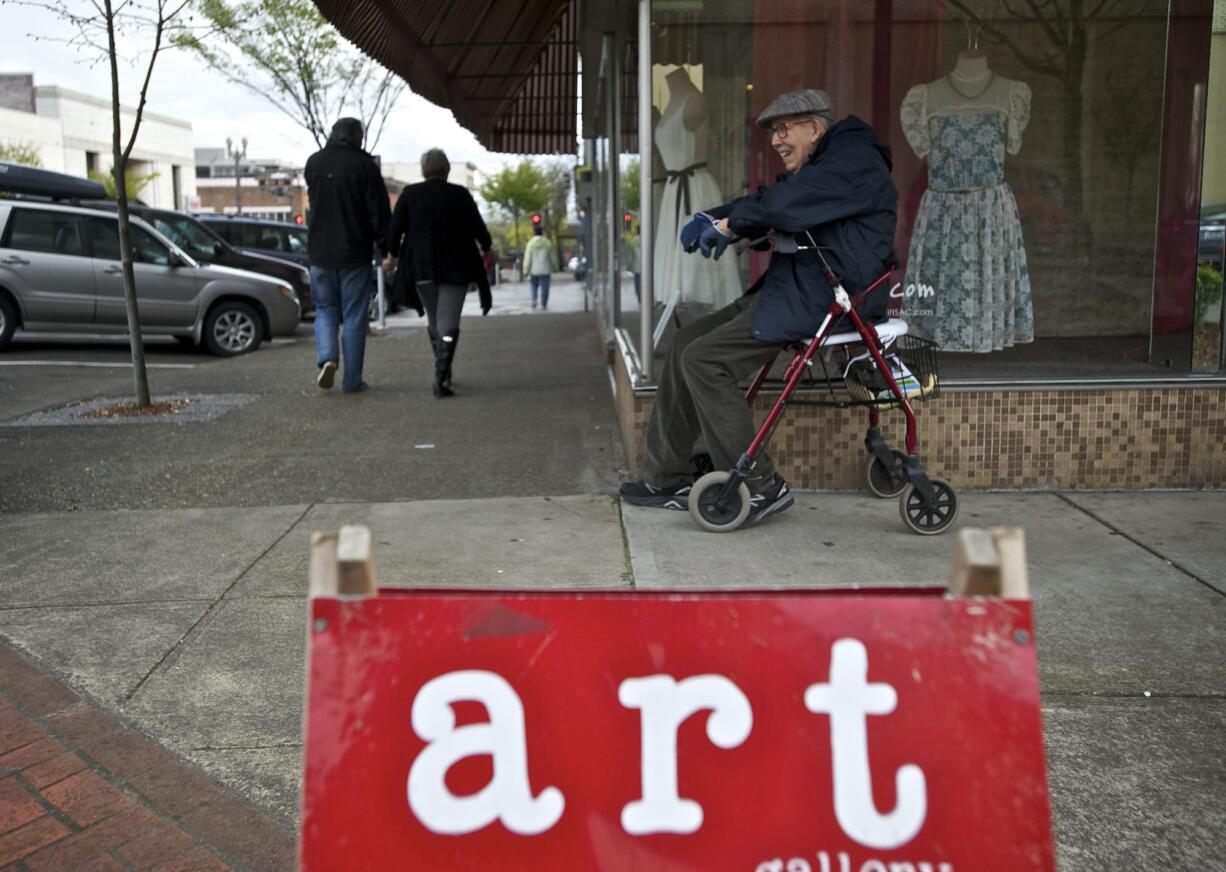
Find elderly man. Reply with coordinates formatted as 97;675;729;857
619;89;898;526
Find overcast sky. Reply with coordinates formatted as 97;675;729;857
3;2;518;176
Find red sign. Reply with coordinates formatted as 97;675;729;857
301;592;1054;871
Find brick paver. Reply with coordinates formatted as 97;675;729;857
0;641;295;871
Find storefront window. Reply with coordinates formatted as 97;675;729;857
1194;0;1226;369
640;0;1198;380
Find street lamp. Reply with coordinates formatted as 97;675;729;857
226;136;248;215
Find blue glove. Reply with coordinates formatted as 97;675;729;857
679;213;713;253
698;222;732;260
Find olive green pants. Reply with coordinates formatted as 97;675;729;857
642;294;787;492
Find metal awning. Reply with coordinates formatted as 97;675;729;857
312;0;578;155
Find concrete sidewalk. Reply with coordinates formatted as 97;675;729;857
1;276;1224;870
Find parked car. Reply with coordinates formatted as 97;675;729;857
197;215;310;269
85;203;313;315
1199;206;1225;272
0;200;300;355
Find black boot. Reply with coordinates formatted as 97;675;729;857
433;329;459;397
441;329;459;389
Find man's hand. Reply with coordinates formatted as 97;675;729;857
698;220;733;260
679;213;714;253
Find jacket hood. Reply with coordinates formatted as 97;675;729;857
810;115;893;173
327;118;364;149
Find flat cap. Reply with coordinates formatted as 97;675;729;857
756;89;835;127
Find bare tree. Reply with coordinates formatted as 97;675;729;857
945;0;1151;226
12;0;191;406
177;0;405;151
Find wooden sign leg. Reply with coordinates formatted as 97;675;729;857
949;527;1029;598
309;525;375;597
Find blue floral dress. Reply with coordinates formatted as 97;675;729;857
900;92;1034;353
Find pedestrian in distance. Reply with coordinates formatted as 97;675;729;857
619;88;898;527
384;148;493;398
304;117;391;393
523;224;558;310
626;223;642;303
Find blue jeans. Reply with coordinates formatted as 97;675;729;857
311;263;370;391
530;274;551;308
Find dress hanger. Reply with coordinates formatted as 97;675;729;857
958;15;987;61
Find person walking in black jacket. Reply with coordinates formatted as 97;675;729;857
384;148;493;398
304;117;391;393
620;89;898;526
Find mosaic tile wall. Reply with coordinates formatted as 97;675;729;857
614;356;1226;489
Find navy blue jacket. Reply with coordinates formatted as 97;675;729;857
707;116;897;343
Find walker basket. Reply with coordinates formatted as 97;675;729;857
843;334;940;406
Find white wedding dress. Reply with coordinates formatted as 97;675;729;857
652;94;741;311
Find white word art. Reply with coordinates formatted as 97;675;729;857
805;640;927;850
890;281;936;299
406;641;927;848
618;674;753;834
756;852;954;872
407;670;565;835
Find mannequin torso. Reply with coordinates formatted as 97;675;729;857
662;68;708;132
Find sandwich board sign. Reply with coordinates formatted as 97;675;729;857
300;529;1054;871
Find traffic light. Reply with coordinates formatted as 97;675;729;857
294;214;305;225
531;213;542;227
624;211;633;231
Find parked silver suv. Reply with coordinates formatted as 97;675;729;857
0;200;300;355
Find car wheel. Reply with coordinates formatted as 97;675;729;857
0;294;16;350
203;301;263;356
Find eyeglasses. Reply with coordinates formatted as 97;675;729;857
768;117;818;140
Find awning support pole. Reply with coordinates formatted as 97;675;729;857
638;0;653;381
604;32;621;330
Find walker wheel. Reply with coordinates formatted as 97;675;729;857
865;450;908;498
689;471;751;533
898;478;959;536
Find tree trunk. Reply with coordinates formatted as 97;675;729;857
105;0;151;407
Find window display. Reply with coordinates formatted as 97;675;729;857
899;35;1034;353
633;0;1202;377
653;67;742;315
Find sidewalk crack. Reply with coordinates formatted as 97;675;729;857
616;496;636;587
1056;493;1226;599
122;503;315;701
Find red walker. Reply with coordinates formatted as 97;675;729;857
687;235;958;535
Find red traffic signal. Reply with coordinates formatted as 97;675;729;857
294;214;305;225
531;213;542;225
623;212;633;230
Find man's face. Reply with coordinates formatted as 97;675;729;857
768;114;823;173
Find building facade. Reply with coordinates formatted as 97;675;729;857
312;0;1226;489
0;75;196;211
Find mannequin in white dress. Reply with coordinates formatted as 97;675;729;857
899;43;1035;352
652;68;741;317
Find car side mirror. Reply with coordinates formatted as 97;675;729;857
214;243;225;258
167;250;184;268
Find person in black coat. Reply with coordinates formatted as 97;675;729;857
384;149;492;397
620;89;898;527
303;117;390;392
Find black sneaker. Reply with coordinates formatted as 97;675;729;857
619;480;692;511
745;476;794;526
317;360;337;390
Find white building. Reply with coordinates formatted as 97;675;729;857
0;74;196;210
382;160;477;192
